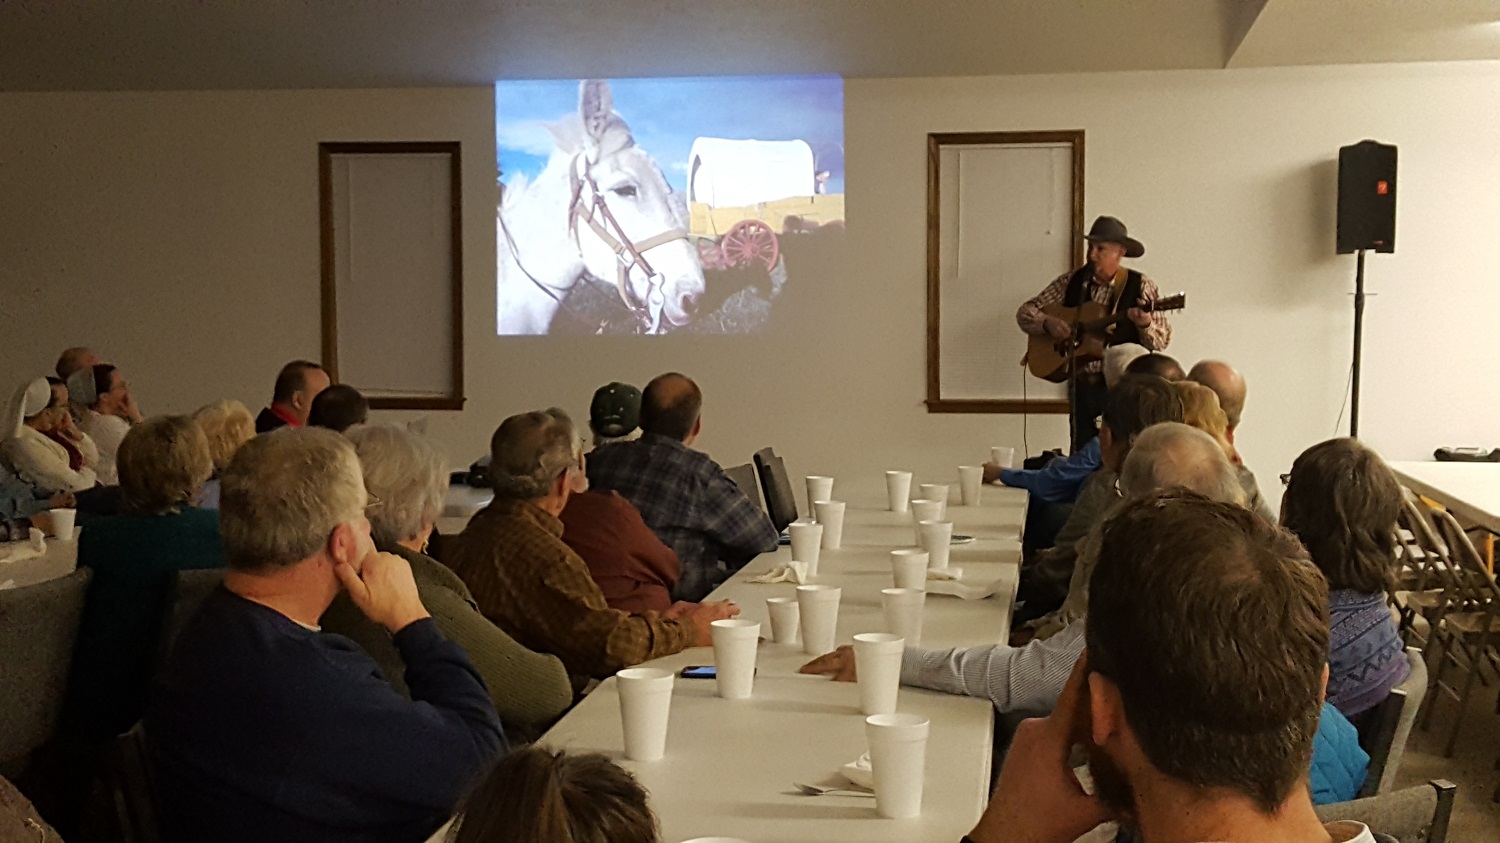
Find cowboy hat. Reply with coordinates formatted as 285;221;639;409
1084;216;1144;258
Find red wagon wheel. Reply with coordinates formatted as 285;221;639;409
721;219;780;272
696;237;730;271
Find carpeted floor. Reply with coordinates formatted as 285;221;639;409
1391;678;1500;839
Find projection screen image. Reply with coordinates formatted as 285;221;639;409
496;75;844;335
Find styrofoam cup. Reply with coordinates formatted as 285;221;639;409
617;668;674;761
788;521;823;576
991;446;1016;469
805;475;833;520
47;508;76;540
918;484;948;505
957;465;983;506
885;471;912;513
865;713;930;818
918;520;953;571
766;596;800;644
710;619;760;700
813;500;845;549
889;549;929;591
796;584;841;656
881;588;925;647
909;500;944;542
854;632;905;716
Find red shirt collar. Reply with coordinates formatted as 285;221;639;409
270;403;303;428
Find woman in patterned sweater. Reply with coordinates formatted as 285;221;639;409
1282;437;1409;721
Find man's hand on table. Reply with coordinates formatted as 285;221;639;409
798;645;857;682
685;600;740;646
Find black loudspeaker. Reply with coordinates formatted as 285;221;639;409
1337;140;1397;254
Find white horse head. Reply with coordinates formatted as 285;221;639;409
497;79;705;334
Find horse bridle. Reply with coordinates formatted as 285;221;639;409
566;153;691;334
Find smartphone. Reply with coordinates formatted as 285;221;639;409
680;665;717;679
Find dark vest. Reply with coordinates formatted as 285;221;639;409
1063;266;1145;346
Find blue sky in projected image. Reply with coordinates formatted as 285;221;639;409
496;75;844;193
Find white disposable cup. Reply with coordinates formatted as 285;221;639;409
805;475;833;519
885;471;912;513
918;520;954;571
909;500;944;542
787;521;823;576
766;596;800;644
957;466;984;506
47;508;77;540
813;500;846;549
796;584;842;656
865;713;931;819
889;549;929;591
616;668;674;761
710;619;760;700
919;484;948;505
991;446;1016;468
853;632;905;716
881;588;925;647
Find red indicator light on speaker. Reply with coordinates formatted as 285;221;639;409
1376;181;1388;195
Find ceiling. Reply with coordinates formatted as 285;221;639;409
2;0;1499;92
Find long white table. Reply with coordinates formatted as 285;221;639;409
539;487;1026;843
0;528;80;590
1388;460;1500;535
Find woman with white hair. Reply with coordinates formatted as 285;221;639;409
321;424;574;733
192;399;257;509
2;377;99;493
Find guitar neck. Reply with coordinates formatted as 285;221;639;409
1077;294;1185;332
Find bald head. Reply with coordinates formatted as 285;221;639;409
1119;422;1245;506
56;347;101;380
1189;360;1247;431
640;372;703;442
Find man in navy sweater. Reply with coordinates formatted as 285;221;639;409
147;428;505;843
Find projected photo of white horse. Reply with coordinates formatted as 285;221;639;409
496;75;844;335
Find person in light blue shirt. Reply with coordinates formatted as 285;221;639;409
0;462;65;521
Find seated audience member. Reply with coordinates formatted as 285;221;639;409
308;383;370;432
3;377;98;493
587;373;778;601
1282;438;1410;722
0;460;68;526
67;363;141;485
562;381;681;612
448;409;736;687
148;428;504;843
449;747;659;843
982;344;1146;503
192;399;256;509
41;377;100;473
255;359;330;433
1172;379;1272;519
967;494;1377;843
1123;351;1186;381
1012;374;1183;623
1188;359;1247;443
54;346;101;381
588;380;643;447
323;424;573;731
62;416;225;742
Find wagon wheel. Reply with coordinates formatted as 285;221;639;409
696;237;730;271
722;219;780;272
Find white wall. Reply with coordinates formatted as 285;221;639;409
3;62;1497;508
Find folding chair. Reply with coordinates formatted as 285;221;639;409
1315;778;1456;843
1419;507;1500;757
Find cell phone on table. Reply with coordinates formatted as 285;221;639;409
680;665;718;679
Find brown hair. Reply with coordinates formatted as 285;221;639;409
452;747;658;843
1281;437;1400;594
1086;492;1330;814
117;415;214;516
1171;380;1237;462
193;400;256;474
639;372;702;441
1101;374;1185;452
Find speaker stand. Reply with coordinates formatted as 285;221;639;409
1350;249;1366;438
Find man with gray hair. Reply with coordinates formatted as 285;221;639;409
147;428;505;843
449;408;738;688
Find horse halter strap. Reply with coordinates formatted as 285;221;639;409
567;154;689;334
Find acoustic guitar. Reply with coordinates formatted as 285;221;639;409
1025;293;1187;383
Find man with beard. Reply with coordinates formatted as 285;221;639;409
964;494;1377;843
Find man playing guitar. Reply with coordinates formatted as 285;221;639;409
1017;216;1172;450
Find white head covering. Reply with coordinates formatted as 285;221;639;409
7;378;53;440
67;366;98;407
1103;343;1151;389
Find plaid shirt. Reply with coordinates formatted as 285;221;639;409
447;497;696;684
587;434;779;601
1016;268;1172;373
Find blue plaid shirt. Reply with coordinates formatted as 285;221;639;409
586;434;778;601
